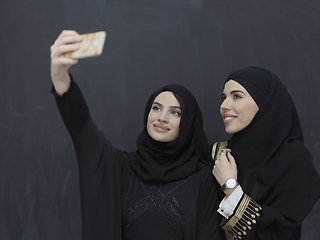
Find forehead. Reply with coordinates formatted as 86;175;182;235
153;91;180;106
223;80;249;94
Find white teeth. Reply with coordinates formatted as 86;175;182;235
224;117;235;120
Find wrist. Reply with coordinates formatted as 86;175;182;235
52;72;71;96
223;184;239;197
51;71;70;83
221;178;239;197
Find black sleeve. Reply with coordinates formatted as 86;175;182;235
221;194;302;240
211;142;303;240
52;75;89;137
196;171;225;240
52;75;131;239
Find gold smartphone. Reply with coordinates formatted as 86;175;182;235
63;31;107;59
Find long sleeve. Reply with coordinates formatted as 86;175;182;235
52;75;89;138
220;192;312;240
221;193;262;240
194;170;225;240
217;186;264;239
52;76;130;240
211;141;317;240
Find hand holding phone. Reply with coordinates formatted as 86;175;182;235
63;31;107;59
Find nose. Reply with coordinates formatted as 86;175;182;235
220;99;231;112
158;111;168;123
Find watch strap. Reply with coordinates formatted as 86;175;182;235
221;179;239;191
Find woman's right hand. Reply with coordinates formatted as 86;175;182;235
212;149;238;197
50;30;83;95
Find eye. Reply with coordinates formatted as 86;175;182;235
171;110;181;116
233;94;242;100
152;106;161;111
221;94;226;101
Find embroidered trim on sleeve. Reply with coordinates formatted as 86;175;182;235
222;194;262;239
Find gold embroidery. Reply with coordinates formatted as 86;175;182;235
222;194;262;239
211;141;228;161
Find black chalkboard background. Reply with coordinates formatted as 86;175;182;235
1;0;319;239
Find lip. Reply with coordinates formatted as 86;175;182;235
222;114;237;124
153;124;170;132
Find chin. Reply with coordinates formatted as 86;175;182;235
225;127;236;135
149;133;168;142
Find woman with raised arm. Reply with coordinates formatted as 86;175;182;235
212;66;320;240
50;30;224;240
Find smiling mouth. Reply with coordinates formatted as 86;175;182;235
153;124;170;132
224;116;236;123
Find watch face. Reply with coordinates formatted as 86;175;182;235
226;179;236;188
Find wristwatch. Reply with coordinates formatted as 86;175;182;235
221;178;239;191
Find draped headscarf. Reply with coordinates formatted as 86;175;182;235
129;84;212;183
224;67;320;234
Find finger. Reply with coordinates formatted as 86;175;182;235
54;35;82;50
52;57;78;66
51;43;80;58
220;148;231;154
56;30;80;43
219;150;231;163
59;35;83;45
60;30;80;36
53;30;82;48
227;152;237;166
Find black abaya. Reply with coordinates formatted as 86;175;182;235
53;77;224;240
216;67;320;240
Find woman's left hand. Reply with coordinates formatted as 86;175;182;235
212;149;238;188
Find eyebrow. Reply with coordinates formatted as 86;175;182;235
153;102;181;109
221;90;246;96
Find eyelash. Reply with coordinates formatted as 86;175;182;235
221;94;242;101
171;110;181;116
233;94;242;99
152;106;181;116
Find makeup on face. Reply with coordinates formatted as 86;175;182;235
147;91;181;142
220;80;259;134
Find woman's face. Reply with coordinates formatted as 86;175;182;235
147;91;181;142
220;80;259;134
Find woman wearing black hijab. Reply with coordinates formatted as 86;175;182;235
50;30;224;240
212;66;320;240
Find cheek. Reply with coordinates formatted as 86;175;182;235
147;111;154;123
173;118;181;132
146;114;151;132
241;104;258;124
146;112;153;133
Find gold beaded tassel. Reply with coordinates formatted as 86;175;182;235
222;194;262;239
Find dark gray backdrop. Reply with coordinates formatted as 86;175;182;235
1;0;319;239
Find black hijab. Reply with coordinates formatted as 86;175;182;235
129;84;212;183
224;67;320;236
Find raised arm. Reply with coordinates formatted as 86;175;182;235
50;30;83;95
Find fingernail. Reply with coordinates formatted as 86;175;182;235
221;150;224;153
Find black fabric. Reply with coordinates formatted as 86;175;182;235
53;77;224;240
130;84;212;183
225;68;271;108
224;67;320;240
